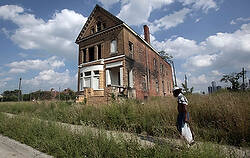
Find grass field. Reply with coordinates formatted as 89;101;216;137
0;113;229;158
0;91;249;148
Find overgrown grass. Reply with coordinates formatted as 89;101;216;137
0;91;249;147
0;113;228;158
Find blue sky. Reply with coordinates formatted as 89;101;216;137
0;0;250;93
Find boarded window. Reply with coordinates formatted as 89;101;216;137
110;40;117;54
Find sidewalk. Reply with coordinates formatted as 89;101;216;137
0;134;52;158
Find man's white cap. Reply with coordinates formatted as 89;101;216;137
173;86;182;92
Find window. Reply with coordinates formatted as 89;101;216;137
91;27;95;34
89;47;95;62
97;44;102;60
129;42;134;58
110;39;117;54
85;71;91;76
162;81;165;94
156;79;159;93
160;63;164;74
80;72;83;90
83;49;86;63
103;23;106;29
153;58;156;67
94;70;99;75
97;21;102;32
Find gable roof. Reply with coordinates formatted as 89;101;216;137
75;5;171;66
75;4;123;43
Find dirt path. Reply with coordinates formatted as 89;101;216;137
0;134;53;158
2;112;250;158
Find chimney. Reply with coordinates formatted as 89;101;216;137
143;25;150;44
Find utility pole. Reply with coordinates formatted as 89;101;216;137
18;77;22;102
184;74;187;88
242;67;246;91
59;87;61;101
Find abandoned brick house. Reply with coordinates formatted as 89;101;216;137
75;5;173;102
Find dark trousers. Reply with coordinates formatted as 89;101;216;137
177;112;189;134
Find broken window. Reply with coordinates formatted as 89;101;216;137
83;48;86;63
162;80;165;94
129;41;134;58
110;39;117;54
84;71;91;76
97;21;102;32
160;63;163;74
91;27;95;34
103;23;106;29
80;72;83;91
153;58;157;69
89;47;95;62
98;44;102;60
156;79;159;93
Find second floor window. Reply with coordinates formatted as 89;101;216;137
129;41;133;58
110;39;117;54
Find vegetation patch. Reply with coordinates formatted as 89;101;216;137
0;113;228;158
0;91;249;147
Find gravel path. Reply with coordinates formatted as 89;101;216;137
0;134;53;158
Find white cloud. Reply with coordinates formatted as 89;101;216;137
230;17;250;25
149;8;191;33
151;23;250;91
183;54;217;68
7;56;65;73
117;0;173;26
18;53;28;58
98;0;120;9
190;74;208;85
23;69;75;90
151;36;205;58
211;70;221;76
0;5;87;59
0;77;13;89
178;0;218;12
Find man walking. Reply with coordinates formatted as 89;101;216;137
173;87;194;145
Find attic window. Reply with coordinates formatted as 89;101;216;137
97;21;102;32
91;27;95;34
103;23;106;29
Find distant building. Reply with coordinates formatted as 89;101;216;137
208;81;221;94
208;86;213;94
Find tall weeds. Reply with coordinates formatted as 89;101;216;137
0;91;249;147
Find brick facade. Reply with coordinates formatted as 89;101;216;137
76;5;173;102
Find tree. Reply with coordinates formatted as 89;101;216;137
220;72;243;90
159;51;173;61
181;83;194;94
